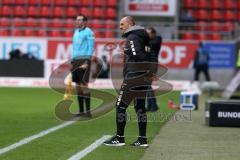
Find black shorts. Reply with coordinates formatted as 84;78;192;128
71;59;91;84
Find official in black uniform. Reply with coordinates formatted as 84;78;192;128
104;16;151;147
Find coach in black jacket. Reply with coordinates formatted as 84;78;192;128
104;16;151;147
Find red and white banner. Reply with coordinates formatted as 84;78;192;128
0;38;198;68
0;37;199;89
47;39;198;69
124;0;177;16
159;42;198;68
0;37;199;81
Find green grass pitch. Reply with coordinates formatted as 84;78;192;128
0;87;179;160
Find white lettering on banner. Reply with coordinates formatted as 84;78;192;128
159;46;187;65
56;43;72;60
125;0;176;16
0;38;47;60
159;46;173;64
218;112;240;119
175;46;186;64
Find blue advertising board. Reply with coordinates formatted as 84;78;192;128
204;42;236;68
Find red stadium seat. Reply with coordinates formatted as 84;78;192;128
105;20;116;29
14;6;26;17
0;18;11;27
104;31;115;38
27;0;39;5
1;0;14;5
210;0;221;9
40;6;52;17
40;0;52;5
26;18;37;27
237;1;240;10
91;19;103;29
106;0;117;7
210;10;222;20
65;18;74;28
208;21;221;31
49;30;62;37
79;7;91;17
66;7;78;18
0;30;9;36
53;7;64;18
195;33;208;40
93;8;104;18
93;0;105;7
39;18;49;27
237;12;240;21
181;32;193;40
36;30;47;37
54;0;66;6
27;6;39;17
63;30;73;37
67;0;79;6
196;0;208;8
12;18;24;27
195;21;206;31
222;22;234;32
94;31;103;38
223;11;235;21
183;0;194;8
209;33;221;41
106;8;116;19
51;18;63;28
24;30;35;36
11;30;22;36
1;6;12;17
80;0;90;6
223;0;235;9
15;0;26;5
195;10;208;20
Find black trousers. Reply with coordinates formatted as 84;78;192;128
116;75;149;137
194;66;210;81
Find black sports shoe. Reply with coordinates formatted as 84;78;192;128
130;137;149;148
83;112;92;118
103;135;126;146
75;112;85;117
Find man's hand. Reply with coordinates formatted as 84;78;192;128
151;74;159;81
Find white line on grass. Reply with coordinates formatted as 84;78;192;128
68;135;111;160
0;121;75;155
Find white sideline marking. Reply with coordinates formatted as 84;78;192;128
68;135;111;160
0;121;75;155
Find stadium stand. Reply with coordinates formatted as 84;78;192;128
180;0;240;40
0;0;119;38
0;0;238;40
